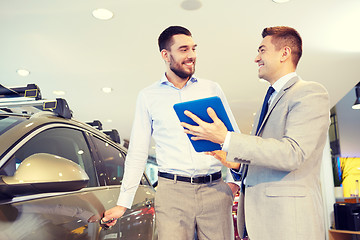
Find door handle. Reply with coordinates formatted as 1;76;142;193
145;199;153;208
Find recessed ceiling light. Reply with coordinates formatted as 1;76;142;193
102;87;113;93
105;119;113;123
272;0;290;3
17;69;30;77
53;90;66;96
180;0;202;10
92;8;113;20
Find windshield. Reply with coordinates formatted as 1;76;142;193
0;115;24;135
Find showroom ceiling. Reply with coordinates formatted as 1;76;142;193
1;0;360;143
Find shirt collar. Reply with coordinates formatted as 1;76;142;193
271;72;297;93
159;73;198;88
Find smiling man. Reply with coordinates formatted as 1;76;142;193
102;26;239;240
181;26;330;240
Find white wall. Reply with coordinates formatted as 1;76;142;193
321;137;335;240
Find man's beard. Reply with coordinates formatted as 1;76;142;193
170;56;195;79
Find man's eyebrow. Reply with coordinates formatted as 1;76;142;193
178;44;198;49
258;45;265;52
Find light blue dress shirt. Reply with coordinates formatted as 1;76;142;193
117;74;240;208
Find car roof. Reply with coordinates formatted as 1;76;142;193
4;112;119;146
0;84;124;161
0;108;123;161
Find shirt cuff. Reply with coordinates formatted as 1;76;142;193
221;131;231;152
230;168;242;181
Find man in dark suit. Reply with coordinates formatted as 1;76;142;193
181;26;330;240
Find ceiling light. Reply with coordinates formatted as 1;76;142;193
17;69;30;77
92;8;113;20
102;87;113;93
352;83;360;110
181;0;202;10
53;90;66;96
272;0;290;3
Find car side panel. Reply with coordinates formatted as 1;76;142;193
0;186;155;240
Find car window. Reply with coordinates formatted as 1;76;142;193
91;136;125;185
0;116;24;135
145;157;158;186
1;127;98;187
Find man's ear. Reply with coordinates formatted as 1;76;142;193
280;46;292;63
161;49;170;63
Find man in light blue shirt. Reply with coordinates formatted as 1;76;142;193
103;26;240;239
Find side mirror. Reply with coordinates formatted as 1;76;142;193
0;153;89;199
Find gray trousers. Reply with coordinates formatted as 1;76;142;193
155;176;234;240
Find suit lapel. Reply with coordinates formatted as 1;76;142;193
255;76;299;136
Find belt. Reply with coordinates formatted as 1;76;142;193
158;171;222;184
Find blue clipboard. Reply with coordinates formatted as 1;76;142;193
173;96;234;152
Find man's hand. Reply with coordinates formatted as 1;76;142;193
180;107;228;144
227;182;240;197
206;150;240;170
102;205;127;227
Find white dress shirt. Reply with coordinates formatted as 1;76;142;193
117;74;240;208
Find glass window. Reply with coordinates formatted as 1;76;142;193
1;127;98;187
145;157;158;186
91;136;125;185
0;116;24;135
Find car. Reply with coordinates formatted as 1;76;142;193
232;191;241;240
0;84;157;240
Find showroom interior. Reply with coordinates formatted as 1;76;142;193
1;0;360;239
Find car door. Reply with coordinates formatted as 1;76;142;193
0;125;118;240
88;134;156;240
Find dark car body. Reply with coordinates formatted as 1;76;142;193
0;88;157;240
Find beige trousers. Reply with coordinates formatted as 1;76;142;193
155;176;234;240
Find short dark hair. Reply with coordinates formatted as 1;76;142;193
158;26;192;52
262;26;302;66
